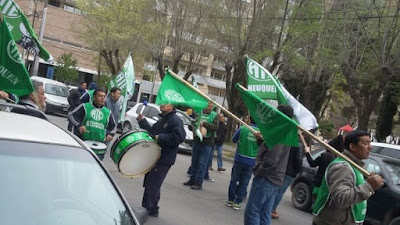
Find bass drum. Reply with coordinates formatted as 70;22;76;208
110;130;161;177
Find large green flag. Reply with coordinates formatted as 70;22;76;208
246;56;287;103
246;56;319;130
108;53;135;122
0;15;34;97
0;0;52;61
156;71;208;112
236;84;298;149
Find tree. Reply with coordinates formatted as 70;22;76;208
376;82;400;141
338;0;400;129
55;53;79;83
77;0;149;76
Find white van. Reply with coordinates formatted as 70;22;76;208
30;77;70;115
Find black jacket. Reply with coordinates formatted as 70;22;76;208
285;146;303;178
306;135;344;187
68;88;83;111
214;122;227;146
11;99;48;120
139;109;186;166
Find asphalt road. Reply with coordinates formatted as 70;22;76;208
48;114;313;225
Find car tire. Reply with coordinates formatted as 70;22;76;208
122;122;132;133
389;217;400;225
292;182;312;211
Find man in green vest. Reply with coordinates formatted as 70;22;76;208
225;117;261;211
183;101;219;190
313;130;384;225
69;88;117;160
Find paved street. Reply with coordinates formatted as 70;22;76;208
48;114;312;225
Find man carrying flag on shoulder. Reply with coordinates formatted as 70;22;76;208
244;105;296;225
68;88;116;160
183;101;219;190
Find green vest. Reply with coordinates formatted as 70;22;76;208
313;157;367;223
200;111;217;137
82;103;111;144
88;90;95;102
238;126;260;158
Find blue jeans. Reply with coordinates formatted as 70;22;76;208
209;144;223;169
272;175;294;211
191;143;213;185
244;177;280;225
228;161;253;204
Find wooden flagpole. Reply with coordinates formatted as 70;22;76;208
168;71;259;134
237;84;371;176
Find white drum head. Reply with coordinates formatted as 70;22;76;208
84;141;107;151
119;141;160;177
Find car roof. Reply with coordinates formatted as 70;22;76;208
30;76;68;87
0;111;81;147
371;142;400;150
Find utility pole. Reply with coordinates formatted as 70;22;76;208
32;0;48;76
149;62;158;103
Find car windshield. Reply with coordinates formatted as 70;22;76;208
384;160;400;185
45;83;69;97
0;140;136;225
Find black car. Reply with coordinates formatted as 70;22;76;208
291;150;400;225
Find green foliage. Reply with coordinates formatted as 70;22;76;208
376;82;400;141
142;70;153;81
319;120;335;138
55;53;79;83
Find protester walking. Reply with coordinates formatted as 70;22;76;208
313;130;384;225
137;104;186;217
208;113;227;172
244;105;295;225
225;117;260;211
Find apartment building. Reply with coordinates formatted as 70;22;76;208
15;0;228;106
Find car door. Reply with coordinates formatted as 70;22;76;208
364;158;393;222
142;106;160;126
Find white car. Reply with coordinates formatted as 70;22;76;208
122;103;194;153
0;105;147;225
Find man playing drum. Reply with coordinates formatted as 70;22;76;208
69;88;117;160
136;103;186;217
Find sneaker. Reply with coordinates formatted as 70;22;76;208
204;178;215;182
224;200;234;207
217;168;226;171
271;210;279;219
232;203;241;210
183;180;195;186
191;184;202;190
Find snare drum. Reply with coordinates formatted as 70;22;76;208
84;141;107;155
110;130;161;177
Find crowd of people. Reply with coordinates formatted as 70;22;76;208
0;80;386;225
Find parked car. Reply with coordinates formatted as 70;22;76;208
291;149;400;225
0;109;147;225
371;142;400;160
30;76;70;115
122;103;194;153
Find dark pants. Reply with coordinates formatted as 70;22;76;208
142;164;171;214
190;143;213;185
228;161;253;204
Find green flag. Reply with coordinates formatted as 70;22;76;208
236;83;298;149
108;53;135;122
246;56;287;103
0;16;34;97
156;71;208;112
0;0;52;61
